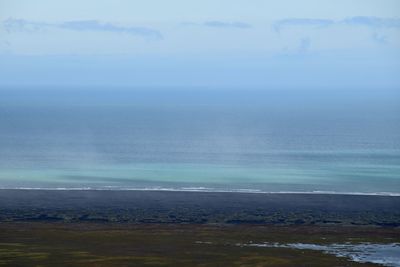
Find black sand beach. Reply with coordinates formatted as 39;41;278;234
1;190;399;225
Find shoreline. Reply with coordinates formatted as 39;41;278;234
1;188;399;197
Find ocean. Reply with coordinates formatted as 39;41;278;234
0;88;399;194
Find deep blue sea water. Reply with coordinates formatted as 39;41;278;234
0;88;399;194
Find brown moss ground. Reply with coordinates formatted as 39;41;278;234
0;223;398;267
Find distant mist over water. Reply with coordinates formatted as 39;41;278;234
0;88;399;194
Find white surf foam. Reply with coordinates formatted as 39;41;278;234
0;187;399;196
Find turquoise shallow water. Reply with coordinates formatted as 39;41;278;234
0;89;399;194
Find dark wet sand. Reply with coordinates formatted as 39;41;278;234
0;189;399;225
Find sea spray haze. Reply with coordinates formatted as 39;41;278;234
0;88;399;194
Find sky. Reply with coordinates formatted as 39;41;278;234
0;0;399;89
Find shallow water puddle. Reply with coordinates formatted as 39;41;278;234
244;242;400;267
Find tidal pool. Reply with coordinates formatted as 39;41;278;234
246;242;400;267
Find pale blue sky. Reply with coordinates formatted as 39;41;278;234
0;0;399;89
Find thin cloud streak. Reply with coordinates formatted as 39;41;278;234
274;16;400;32
204;21;252;29
181;21;252;29
2;18;163;40
343;16;400;28
2;18;51;33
